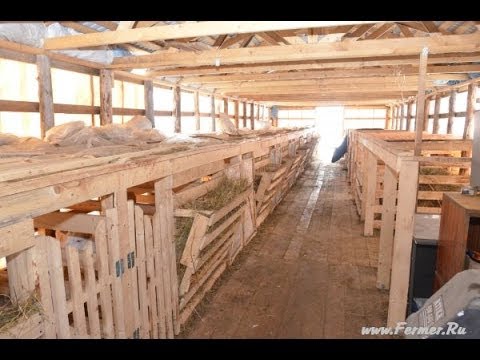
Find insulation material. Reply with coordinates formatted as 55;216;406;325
124;115;153;130
44;121;85;144
0;23;46;47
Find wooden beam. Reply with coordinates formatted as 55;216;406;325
144;80;155;127
364;23;395;40
463;83;477;139
243;101;247;128
37;55;55;138
250;102;255;130
422;21;440;33
363;150;378;236
111;33;480;69
99;69;113;125
234;100;239;128
397;23;413;38
447;90;456;134
423;97;431;132
117;21;136;30
432;95;441;134
194;91;200;131
414;48;429;156
240;35;255;48
213;34;227;48
406;101;413;131
219;34;252;49
174;86;181;133
45;21;379;50
344;24;376;40
223;98;229;115
210;95;216;131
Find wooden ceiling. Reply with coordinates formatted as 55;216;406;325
44;21;480;107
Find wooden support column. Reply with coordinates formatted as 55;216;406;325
423;97;430;132
250;102;255;130
210;95;216;131
392;105;398;130
432;95;441;134
144;80;155;127
406;101;413;131
414;47;428;156
385;106;392;129
399;103;405;130
463;83;477;139
223;98;229;115
256;104;260;123
194;91;200;131
234;99;239;128
377;165;397;290
243;101;247;128
100;69;113;125
37;55;54;138
173;86;181;133
447;91;456;134
387;160;419;327
363;150;378;236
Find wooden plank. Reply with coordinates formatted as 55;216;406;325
0;312;45;339
110;33;480;69
414;47;429;156
105;208;126;338
0;219;35;259
234;100;239;129
419;174;469;184
143;215;160;338
179;213;210;269
417;207;442;214
100;69;113;125
463;83;476;139
144;80;155;127
423;97;431;132
174;86;181;133
242;102;247;128
447;91;456;134
432;95;441;134
34;212;103;234
37;55;54;138
344;24;376;39
406;101;413;131
45;21;380;49
211;95;216;131
80;241;101;338
127;200;141;338
376;165;397;290
65;244;87;337
134;206;149;338
363;151;378;236
94;220;114;339
209;189;251;226
250;103;255;130
45;235;70;338
33;236;56;338
387;160;419;327
194;91;200;131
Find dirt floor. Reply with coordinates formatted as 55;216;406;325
180;148;390;339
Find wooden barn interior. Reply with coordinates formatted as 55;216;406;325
1;21;480;339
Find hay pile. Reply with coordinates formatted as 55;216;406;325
0;294;42;333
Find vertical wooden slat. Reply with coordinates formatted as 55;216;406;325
447;91;456;134
363;150;378;236
250;102;255;130
391;105;398;130
432;95;441;134
399;103;405;130
414;47;429;156
234;99;239;129
385;105;392;129
90;75;95;126
65;244;88;337
127;200;141;338
463;83;477;139
80;241;101;339
173;86;181;133
194;91;200;131
210;95;216;132
256;104;260;123
134;206;149;339
223;98;229;116
406;101;413;131
144;215;160;338
45;236;70;338
37;55;54;138
243;101;247;128
34;236;56;338
423;97;430;132
6;249;35;304
100;69;113;125
94;220;114;339
105;208;126;338
387;160;419;327
144;80;155;127
376;165;397;290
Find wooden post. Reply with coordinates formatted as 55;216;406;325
100;69;113;125
463;83;477;139
406;101;413;131
392;105;398;130
144;80;155;127
432;95;441;134
414;47;429;156
423;97;430;132
234;99;239;129
250;102;255;130
377;165;397;289
447;91;456;134
173;86;181;133
256;104;260;123
194;91;200;131
224;98;229;115
399;103;405;130
385;106;392;129
243;101;247;128
387;160;419;327
211;95;216;132
363;150;378;236
37;55;54;138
